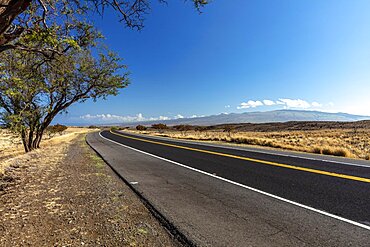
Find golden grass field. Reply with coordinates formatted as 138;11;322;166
128;127;370;160
0;127;94;174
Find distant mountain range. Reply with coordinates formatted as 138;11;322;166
122;110;370;126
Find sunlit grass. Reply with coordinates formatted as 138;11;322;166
130;128;370;160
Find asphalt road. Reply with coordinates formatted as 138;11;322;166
87;130;370;246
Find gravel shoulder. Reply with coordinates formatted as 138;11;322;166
0;133;177;246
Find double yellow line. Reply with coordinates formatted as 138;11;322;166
109;130;370;183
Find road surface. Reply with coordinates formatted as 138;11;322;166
87;130;370;246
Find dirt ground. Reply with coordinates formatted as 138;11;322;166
0;133;177;246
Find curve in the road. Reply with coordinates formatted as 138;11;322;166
100;130;370;230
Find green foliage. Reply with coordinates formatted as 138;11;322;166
0;0;210;53
46;124;68;137
0;22;129;152
0;0;210;153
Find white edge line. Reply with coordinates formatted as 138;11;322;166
122;131;370;168
98;131;370;231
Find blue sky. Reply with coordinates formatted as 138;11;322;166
55;0;370;124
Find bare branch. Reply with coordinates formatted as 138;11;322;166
37;0;48;28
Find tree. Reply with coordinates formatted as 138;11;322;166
136;125;147;131
194;126;207;132
151;123;168;132
223;125;234;137
0;25;129;152
46;124;67;137
0;0;209;53
174;124;192;135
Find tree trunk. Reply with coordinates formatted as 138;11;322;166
36;129;43;148
20;127;44;153
27;127;34;150
32;127;45;149
21;128;30;152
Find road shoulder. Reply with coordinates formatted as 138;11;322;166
0;132;177;246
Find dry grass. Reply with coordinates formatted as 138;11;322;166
0;133;176;246
0;127;96;174
128;128;370;160
0;129;24;162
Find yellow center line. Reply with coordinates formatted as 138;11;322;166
109;130;370;183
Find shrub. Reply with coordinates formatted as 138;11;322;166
136;125;147;131
322;147;350;157
151;123;168;130
332;149;350;157
46;124;68;137
322;148;333;155
194;126;207;132
173;125;192;135
223;126;234;137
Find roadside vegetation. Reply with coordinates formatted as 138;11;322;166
130;122;370;160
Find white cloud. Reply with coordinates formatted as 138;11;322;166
263;99;275;106
79;113;200;123
278;98;311;109
225;105;231;108
237;100;263;109
80;113;171;123
80;113;146;123
236;98;324;110
159;116;170;120
311;102;322;107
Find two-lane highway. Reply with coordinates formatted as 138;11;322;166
87;130;370;246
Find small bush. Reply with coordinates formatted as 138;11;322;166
332;149;350;157
110;126;118;131
321;147;350;157
194;126;207;132
151;123;168;130
46;124;68;137
312;147;321;154
322;148;333;155
136;125;147;131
